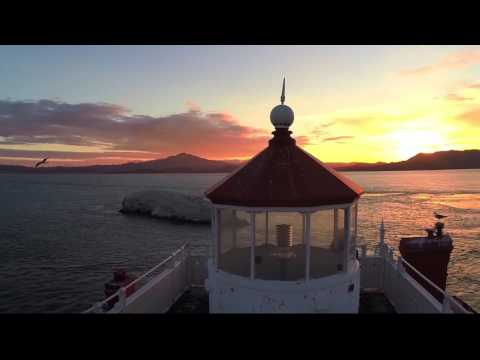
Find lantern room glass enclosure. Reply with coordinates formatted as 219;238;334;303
214;203;359;281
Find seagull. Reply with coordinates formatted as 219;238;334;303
35;157;48;168
434;212;447;220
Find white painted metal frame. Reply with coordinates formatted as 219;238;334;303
207;259;360;313
207;200;356;213
232;209;237;248
83;243;190;314
250;212;256;280
265;211;269;245
344;207;351;272
214;208;220;268
304;213;311;281
212;202;358;283
359;222;472;314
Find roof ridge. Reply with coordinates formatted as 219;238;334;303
294;145;364;196
205;139;363;207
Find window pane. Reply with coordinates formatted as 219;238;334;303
254;212;305;281
349;204;357;261
310;209;344;278
218;209;251;277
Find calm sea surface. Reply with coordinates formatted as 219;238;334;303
0;170;479;312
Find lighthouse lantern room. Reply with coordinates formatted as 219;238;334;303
204;79;364;313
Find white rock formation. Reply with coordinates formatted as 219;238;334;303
121;190;211;224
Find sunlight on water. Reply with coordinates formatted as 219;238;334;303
0;170;478;312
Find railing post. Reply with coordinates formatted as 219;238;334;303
333;209;338;243
265;211;269;246
397;256;404;273
304;212;311;281
232;210;237;249
442;295;452;313
93;302;103;314
379;218;385;245
378;218;386;257
214;208;220;269
353;202;358;241
118;288;127;310
209;207;214;260
344;207;351;272
185;244;191;288
250;212;256;280
362;244;367;258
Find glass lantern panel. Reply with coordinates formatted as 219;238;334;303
349;203;358;261
310;209;345;278
254;211;305;281
218;209;251;277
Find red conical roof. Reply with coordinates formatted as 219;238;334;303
205;129;363;207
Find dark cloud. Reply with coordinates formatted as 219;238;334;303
0;148;162;161
311;128;327;138
310;121;336;139
318;121;336;128
0;99;299;160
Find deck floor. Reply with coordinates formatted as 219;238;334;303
167;287;209;314
168;287;396;313
359;290;396;313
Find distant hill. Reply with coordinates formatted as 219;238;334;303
0;153;238;174
1;150;479;174
338;150;480;171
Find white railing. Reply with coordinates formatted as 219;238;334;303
359;242;472;314
81;222;474;314
84;243;190;314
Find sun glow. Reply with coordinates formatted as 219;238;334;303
389;130;448;161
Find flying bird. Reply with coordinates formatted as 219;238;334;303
35;158;48;168
434;212;447;220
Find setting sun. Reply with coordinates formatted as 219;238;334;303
389;130;448;160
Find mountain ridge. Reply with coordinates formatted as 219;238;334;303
338;149;480;171
0;149;479;173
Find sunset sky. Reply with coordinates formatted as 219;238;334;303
0;45;479;166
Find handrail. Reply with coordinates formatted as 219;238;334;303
126;242;188;290
399;256;469;313
375;243;471;313
399;257;446;299
84;242;189;313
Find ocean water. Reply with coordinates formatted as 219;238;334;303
0;170;479;313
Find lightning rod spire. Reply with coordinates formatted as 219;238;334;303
280;77;285;104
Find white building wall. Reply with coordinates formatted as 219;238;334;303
207;259;360;313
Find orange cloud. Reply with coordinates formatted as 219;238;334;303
399;49;480;77
441;93;474;102
0;99;309;164
323;136;354;142
458;107;480;126
467;82;480;89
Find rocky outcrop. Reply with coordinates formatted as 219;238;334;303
120;190;211;224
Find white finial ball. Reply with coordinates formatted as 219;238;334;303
270;104;294;128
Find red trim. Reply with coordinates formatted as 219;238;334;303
205;129;363;206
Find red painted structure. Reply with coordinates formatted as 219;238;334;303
399;222;453;302
104;269;137;307
205;129;364;207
